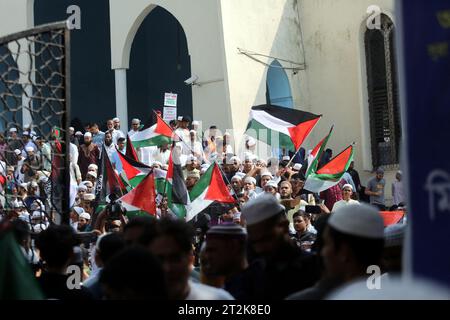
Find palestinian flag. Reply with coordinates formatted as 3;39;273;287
305;126;334;178
129;113;173;148
125;134;139;162
95;144;126;204
304;144;354;193
165;151;189;218
119;172;156;218
245;104;321;152
115;147;152;185
186;163;235;222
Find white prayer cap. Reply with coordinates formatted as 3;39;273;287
12;200;22;209
69;127;74;131
224;132;231;136
282;155;290;161
265;180;279;189
77;184;87;192
192;120;199;126
32;224;46;233
19;183;28;190
83;193;96;201
131;118;141;124
152;161;163;167
384;223;406;248
75;131;83;136
189;130;196;134
25;146;34;152
243;152;253;161
29;181;38;188
244;176;256;185
186;154;196;163
88;164;98;171
113;117;120;122
242;193;285;226
87;171;97;178
84;132;92;138
293;163;302;171
200;163;210;169
32;211;45;219
80;212;91;220
72;206;84;215
342;184;353;191
260;171;273;178
177;116;183;121
30;130;37;137
328;203;384;239
230;156;241;163
187;169;200;180
231;175;242;181
246;137;256;147
9;127;17;132
14;149;21;155
39;175;49;183
6;165;14;171
397;170;402;175
235;172;246;179
81;181;93;188
23;131;30;136
207;224;247;238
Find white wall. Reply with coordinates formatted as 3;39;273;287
298;0;396;201
220;0;310;154
0;0;34;37
109;0;231;134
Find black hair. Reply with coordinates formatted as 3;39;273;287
123;216;159;247
328;225;384;268
11;219;30;245
117;137;126;144
209;125;217;130
98;233;126;265
291;173;306;181
36;225;78;269
292;210;309;220
99;247;167;299
156;218;194;254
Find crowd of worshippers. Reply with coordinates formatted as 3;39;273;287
0;115;410;300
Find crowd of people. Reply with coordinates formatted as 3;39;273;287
0;114;410;300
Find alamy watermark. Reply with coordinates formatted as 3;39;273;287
366;265;382;290
366;5;382;30
66;5;81;30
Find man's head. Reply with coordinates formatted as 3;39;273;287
231;175;243;193
290;173;305;194
189;130;196;142
123;216;159;247
341;184;353;201
117;137;126;151
107;119;114;131
149;218;195;299
113;117;120;129
131;118;140;131
25;146;34;158
279;181;292;199
78;212;91;229
243;177;256;191
94;232;126;268
104;131;113;146
178;116;190;129
230;156;241;172
321;204;384;281
22;131;30;143
100;247;167;300
89;123;99;134
242;194;289;257
203;224;247;277
263;180;278;195
185;170;200;189
9;127;17;138
376;168;384;180
349;161;355;170
260;171;273;188
243;156;253;173
86;171;97;184
36;225;77;271
293;211;309;234
84;132;92;145
396;170;402;181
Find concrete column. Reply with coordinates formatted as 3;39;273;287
114;68;128;132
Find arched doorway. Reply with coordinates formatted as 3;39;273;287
127;6;192;127
266;59;294;108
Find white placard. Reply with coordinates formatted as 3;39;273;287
163;106;177;121
164;93;178;107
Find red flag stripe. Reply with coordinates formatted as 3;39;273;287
205;164;235;203
287;117;321;150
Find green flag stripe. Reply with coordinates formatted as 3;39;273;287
131;135;172;149
245;119;295;151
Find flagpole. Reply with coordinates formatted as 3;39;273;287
285;146;303;168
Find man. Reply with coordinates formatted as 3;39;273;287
189;129;204;162
243;176;258;200
392;170;405;207
332;184;360;212
183;154;199;179
290;211;316;252
6;127;22;165
36;136;51;172
263;180;279;197
89;123;105;149
23;146;41;173
347;161;363;199
175;116;191;155
21;131;37;156
111;137;126;172
128;118;141;138
279;180;293;200
260;171;273;191
203;224;261;300
365;168;386;210
321;204;385;299
185;169;200;192
150;142;170;165
149;218;234;300
103;131;115;158
78;132;100;179
109;119;125;144
36;225;92;299
241;194;319;299
242;153;254;174
230;174;244;196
